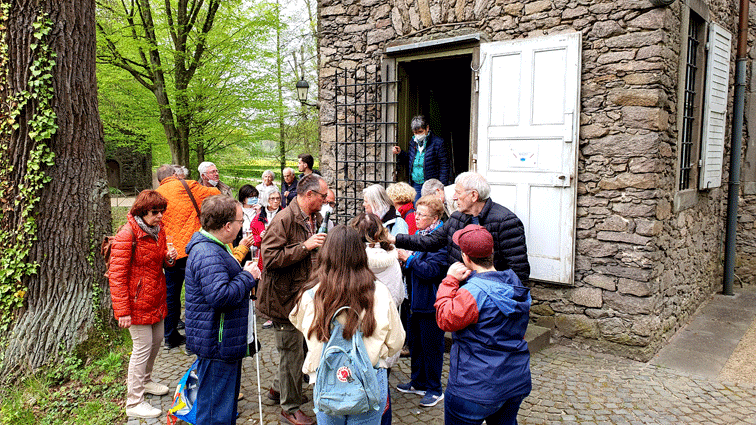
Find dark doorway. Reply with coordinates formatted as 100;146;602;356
397;54;472;184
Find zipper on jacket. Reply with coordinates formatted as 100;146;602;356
134;278;143;302
218;312;224;342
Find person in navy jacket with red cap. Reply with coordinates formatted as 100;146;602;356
434;224;531;425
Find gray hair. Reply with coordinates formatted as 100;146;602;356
455;172;490;201
298;174;324;195
262;169;275;179
259;189;282;207
198;161;216;175
363;184;393;215
421;179;444;197
410;115;428;132
156;164;176;182
283;167;295;175
173;165;188;178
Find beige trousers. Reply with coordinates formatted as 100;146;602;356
127;319;164;408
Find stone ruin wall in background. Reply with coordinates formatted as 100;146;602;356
318;0;739;360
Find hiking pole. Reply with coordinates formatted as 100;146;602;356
251;296;265;425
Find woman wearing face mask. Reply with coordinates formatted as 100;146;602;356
232;185;259;263
391;115;451;202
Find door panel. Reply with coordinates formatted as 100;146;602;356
478;32;581;284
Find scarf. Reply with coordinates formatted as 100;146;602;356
417;219;441;236
134;216;160;240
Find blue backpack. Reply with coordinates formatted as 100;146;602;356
314;305;382;416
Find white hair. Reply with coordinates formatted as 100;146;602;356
363;184;392;219
455;172;490;201
421;179;444;197
283;167;295;175
262;170;275;179
198;161;216;175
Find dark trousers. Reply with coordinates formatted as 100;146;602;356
409;312;444;395
164;257;186;344
444;392;526;425
196;357;242;425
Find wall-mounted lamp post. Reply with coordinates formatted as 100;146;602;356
296;77;319;108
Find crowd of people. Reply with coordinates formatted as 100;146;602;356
108;115;534;425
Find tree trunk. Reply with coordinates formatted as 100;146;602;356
1;0;110;380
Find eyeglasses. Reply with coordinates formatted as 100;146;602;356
311;190;328;200
328;201;336;207
148;209;166;215
269;196;281;201
232;219;244;224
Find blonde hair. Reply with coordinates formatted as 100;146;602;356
416;195;444;218
386;182;416;205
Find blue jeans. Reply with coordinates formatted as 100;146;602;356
444;392;527;425
409;312;444;395
316;368;388;425
164;257;186;344
412;182;423;204
196;357;242;425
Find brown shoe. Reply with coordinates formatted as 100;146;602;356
268;387;281;402
280;409;315;425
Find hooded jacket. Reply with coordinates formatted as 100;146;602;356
435;269;531;404
184;232;257;361
365;244;405;307
109;214;168;325
396;198;530;283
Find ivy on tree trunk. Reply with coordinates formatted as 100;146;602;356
0;0;110;381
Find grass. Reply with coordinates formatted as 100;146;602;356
0;326;131;424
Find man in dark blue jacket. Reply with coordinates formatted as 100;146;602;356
185;195;260;425
393;115;450;201
389;172;530;284
435;224;531;425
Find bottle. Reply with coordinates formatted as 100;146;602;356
318;210;331;234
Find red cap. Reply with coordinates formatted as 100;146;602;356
452;224;494;258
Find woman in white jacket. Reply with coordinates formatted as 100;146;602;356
290;225;405;425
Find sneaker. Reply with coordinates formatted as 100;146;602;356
238;391;245;401
143;381;169;396
126;401;162;418
419;392;444;407
262;320;273;329
396;382;425;396
177;320;185;330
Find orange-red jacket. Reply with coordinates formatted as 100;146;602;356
155;176;220;259
109;214;169;325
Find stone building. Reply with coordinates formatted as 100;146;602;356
105;144;152;194
315;0;756;360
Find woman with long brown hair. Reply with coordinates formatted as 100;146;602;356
290;225;405;425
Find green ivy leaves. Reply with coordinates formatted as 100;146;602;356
0;8;57;341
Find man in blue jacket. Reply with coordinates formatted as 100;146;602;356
392;115;450;201
435;224;531;425
185;195;260;425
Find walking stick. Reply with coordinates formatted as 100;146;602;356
251;290;265;425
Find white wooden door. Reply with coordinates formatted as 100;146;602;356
477;32;581;284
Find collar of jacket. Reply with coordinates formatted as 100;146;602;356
290;197;322;229
199;229;233;255
461;198;493;225
381;205;399;224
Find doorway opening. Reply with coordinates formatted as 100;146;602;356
396;54;472;184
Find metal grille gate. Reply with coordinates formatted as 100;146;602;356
333;65;398;224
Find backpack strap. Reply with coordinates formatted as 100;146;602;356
179;178;202;218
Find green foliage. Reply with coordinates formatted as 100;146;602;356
0;8;57;345
0;328;129;424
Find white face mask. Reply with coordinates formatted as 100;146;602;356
320;204;333;217
414;133;427;144
208;179;219;187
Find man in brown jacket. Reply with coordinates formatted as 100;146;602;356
257;174;328;425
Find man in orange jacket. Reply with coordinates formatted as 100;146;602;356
155;164;221;348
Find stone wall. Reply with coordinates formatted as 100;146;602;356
104;145;152;194
318;0;739;360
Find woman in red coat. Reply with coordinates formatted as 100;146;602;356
109;190;178;419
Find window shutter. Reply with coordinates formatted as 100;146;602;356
699;23;732;189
